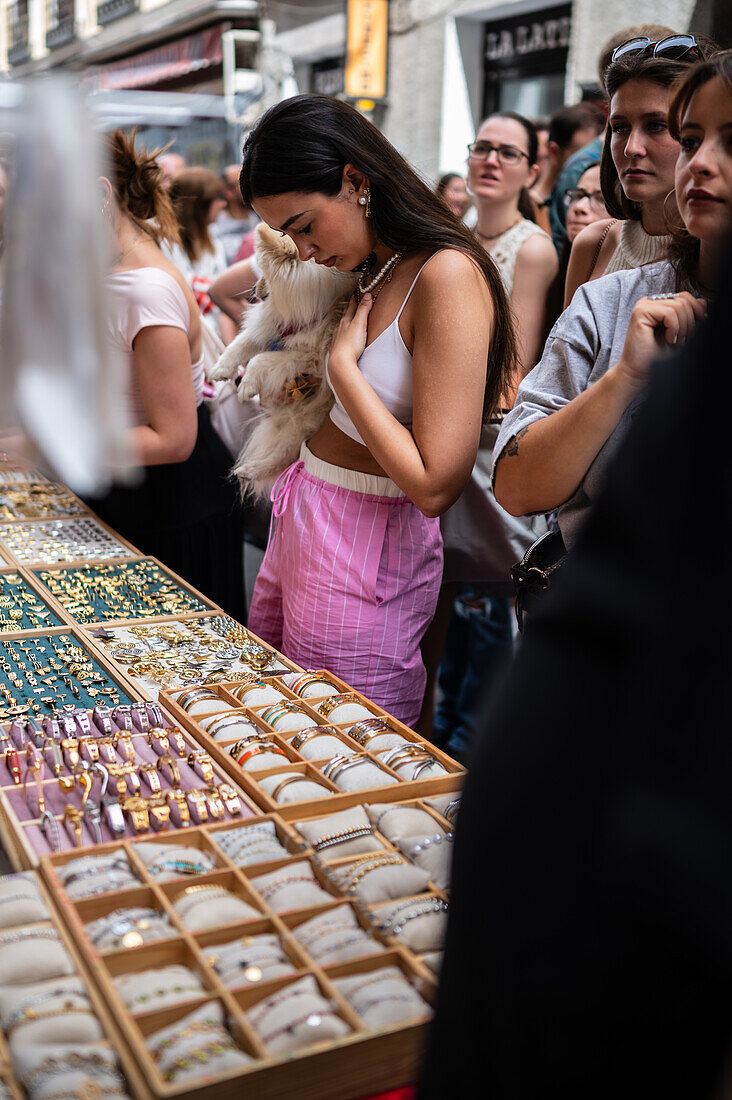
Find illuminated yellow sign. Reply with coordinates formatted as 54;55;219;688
345;0;388;101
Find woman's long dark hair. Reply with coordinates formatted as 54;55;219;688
240;95;516;419
667;49;732;290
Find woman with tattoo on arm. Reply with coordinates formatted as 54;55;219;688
493;51;731;551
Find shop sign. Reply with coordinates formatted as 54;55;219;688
345;0;388;100
312;58;346;97
484;5;571;66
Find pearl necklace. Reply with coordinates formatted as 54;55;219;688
357;250;403;295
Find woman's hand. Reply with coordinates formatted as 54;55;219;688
614;292;707;399
328;293;373;374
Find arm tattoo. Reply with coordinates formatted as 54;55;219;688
506;426;529;458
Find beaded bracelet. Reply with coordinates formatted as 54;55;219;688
256;873;320;902
163;1036;241;1082
378;898;448;936
23;1051;127;1094
307;931;373;962
6;1003;95;1035
152;1017;223;1060
356;992;421;1017
260;1007;338;1046
249;984;313;1029
339;854;405;893
310;823;376;852
129;981;204;1008
0;926;60;947
2;985;85;1030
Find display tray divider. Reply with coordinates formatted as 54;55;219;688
32;556;220;631
39;830;435;1100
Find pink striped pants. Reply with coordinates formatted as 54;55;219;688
248;446;443;727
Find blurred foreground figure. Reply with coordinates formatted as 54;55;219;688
417;241;731;1099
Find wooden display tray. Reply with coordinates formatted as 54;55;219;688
0;867;152;1099
0;479;90;525
161;671;464;821
0;514;141;568
83;614;300;704
40;816;445;1100
30;556;218;630
0;703;261;871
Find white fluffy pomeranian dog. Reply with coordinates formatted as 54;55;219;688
209;223;356;499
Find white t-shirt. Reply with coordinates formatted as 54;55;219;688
105;266;204;427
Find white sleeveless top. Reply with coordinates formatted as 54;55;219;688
604;219;671;276
486;218;551;295
327;255;439;446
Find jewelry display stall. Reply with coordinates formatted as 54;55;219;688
0;463;463;1100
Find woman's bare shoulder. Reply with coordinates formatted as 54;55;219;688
572;218;620;258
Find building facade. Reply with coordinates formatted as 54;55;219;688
2;0;729;179
0;0;260;165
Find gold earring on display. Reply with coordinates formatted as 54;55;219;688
663;188;688;234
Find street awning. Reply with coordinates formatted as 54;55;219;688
83;25;223;91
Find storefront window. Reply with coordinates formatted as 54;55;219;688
483;3;571;117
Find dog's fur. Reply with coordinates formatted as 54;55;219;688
209;223;356;498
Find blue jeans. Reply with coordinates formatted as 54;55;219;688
433;588;514;764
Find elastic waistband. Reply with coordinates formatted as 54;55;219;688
300;444;406;498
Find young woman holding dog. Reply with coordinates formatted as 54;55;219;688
239;94;516;726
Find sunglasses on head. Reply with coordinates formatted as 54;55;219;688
611;33;701;64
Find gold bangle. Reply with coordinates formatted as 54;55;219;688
217;783;242;815
290;726;339;753
187;751;215;788
149;804;171;831
270;774;319;802
315;694;358;721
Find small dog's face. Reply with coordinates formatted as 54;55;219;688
253;221;355;325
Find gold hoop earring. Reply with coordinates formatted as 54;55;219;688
663;188;687;234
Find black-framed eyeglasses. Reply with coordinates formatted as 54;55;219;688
467;142;530;166
564;188;607;212
611;33;700;64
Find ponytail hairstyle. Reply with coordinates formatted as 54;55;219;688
666;49;732;288
481;111;539;223
168;167;224;264
240;94;517;420
601;31;718;220
104;129;179;246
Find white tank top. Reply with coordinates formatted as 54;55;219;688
327;254;441;446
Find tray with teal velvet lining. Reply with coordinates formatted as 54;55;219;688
32;558;213;626
0;630;134;720
0;569;64;634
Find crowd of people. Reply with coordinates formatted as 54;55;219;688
85;23;729;769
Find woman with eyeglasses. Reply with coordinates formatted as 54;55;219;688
493;50;731;556
421;114;555;752
238;94;516;727
565;32;714;306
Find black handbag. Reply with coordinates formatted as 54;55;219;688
510;530;568;633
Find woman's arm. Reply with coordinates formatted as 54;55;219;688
493;292;706;516
563;219;616;308
209;259;259;324
129;325;198;466
509;233;559;396
327;251;491;518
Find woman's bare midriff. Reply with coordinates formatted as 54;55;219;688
307;417;388;476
